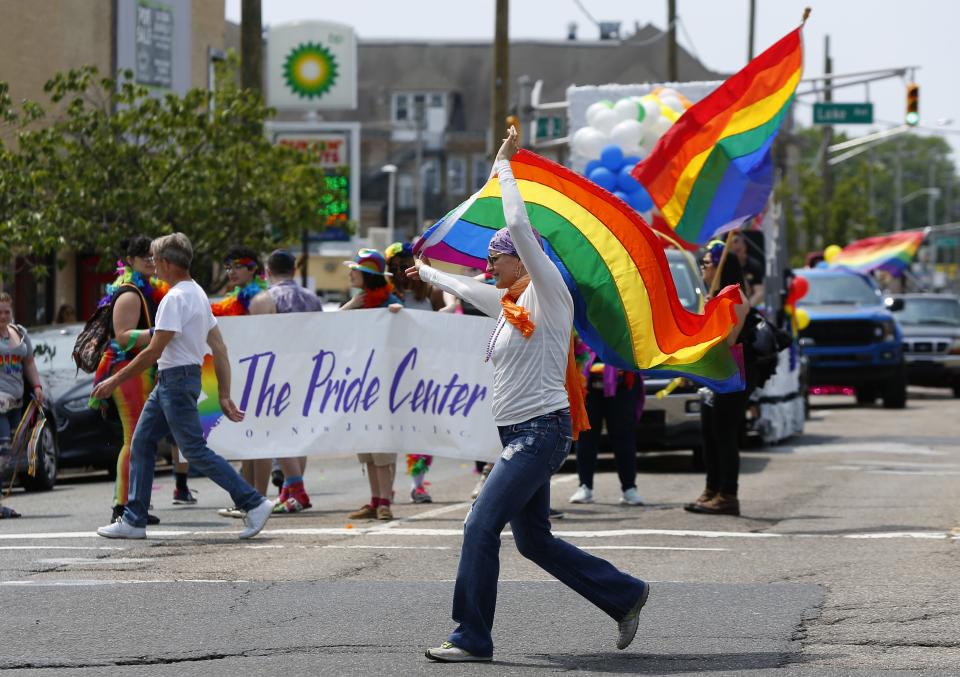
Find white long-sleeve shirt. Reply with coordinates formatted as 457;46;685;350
420;158;573;426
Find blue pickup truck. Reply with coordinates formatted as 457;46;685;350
795;268;906;408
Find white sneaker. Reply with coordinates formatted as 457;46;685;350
569;484;594;504
425;641;492;663
620;488;644;506
97;517;146;539
217;506;244;519
239;499;272;539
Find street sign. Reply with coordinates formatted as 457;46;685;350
813;102;874;125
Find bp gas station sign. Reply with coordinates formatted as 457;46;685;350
266;21;358;110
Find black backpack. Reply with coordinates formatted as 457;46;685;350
71;283;144;373
741;308;792;391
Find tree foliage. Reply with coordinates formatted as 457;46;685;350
0;61;334;288
780;126;958;262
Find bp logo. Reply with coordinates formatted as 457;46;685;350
282;42;338;99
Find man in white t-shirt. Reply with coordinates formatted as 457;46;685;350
93;233;272;540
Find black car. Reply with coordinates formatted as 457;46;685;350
1;324;123;491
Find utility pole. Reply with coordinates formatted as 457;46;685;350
240;0;263;93
894;136;904;231
415;98;425;232
928;164;937;226
491;0;509;158
666;0;678;81
747;0;756;62
818;35;833;247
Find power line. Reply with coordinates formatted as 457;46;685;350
676;15;701;64
571;0;599;27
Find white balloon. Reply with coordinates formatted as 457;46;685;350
585;101;611;127
592;108;619;135
640;98;661;127
660;95;685;113
658;87;679;99
650;116;673;139
572;126;607;159
612;98;640;122
610;119;645;151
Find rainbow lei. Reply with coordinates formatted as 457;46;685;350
211;277;267;316
97;269;170;309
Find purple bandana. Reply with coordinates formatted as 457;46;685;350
488;227;544;258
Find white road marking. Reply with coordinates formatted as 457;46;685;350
786;442;946;456
0;546;126;551
322;545;454;550
584;546;729;552
34;557;153;566
0;579;248;587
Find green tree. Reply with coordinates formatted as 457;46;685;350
0;63;334;289
781;127;958;264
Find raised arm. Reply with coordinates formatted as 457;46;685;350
494;128;566;296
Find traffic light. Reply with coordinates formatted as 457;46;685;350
906;83;920;126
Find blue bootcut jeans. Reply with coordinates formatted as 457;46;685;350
123;365;262;527
448;408;647;658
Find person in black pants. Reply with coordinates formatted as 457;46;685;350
569;361;644;506
685;240;751;516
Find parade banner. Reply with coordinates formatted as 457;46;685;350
205;310;501;462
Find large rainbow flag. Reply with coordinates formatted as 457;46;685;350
415;150;745;391
632;23;804;246
830;230;926;277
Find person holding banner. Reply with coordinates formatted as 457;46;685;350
94;233;272;540
248;249;324;514
410;127;650;663
341;248;402;521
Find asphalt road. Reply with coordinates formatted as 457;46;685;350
1;387;958;675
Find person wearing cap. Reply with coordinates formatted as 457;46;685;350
408;127;650;663
340;248;401;520
249;250;324;514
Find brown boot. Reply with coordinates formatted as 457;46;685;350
376;504;394;521
687;493;740;516
348;504;377;520
683;488;717;512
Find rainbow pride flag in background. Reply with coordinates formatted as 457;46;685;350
415;150;745;392
830;230;926;277
632;23;804;246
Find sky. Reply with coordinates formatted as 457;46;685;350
225;0;960;158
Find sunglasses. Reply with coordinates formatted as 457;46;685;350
699;260;713;269
487;253;505;266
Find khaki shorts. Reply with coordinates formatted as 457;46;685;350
357;453;397;466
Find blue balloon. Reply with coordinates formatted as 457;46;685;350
617;165;642;193
815;260;829;269
621;155;641;168
613;190;630;204
626;186;653;212
584;159;603;177
588;166;617;191
600;144;624;171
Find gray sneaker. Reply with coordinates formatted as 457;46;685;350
425;641;491;663
239;499;272;539
617;582;650;650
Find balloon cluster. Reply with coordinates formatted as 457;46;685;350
583;145;653;212
571;90;691;214
784;275;810;333
572;90;691;161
